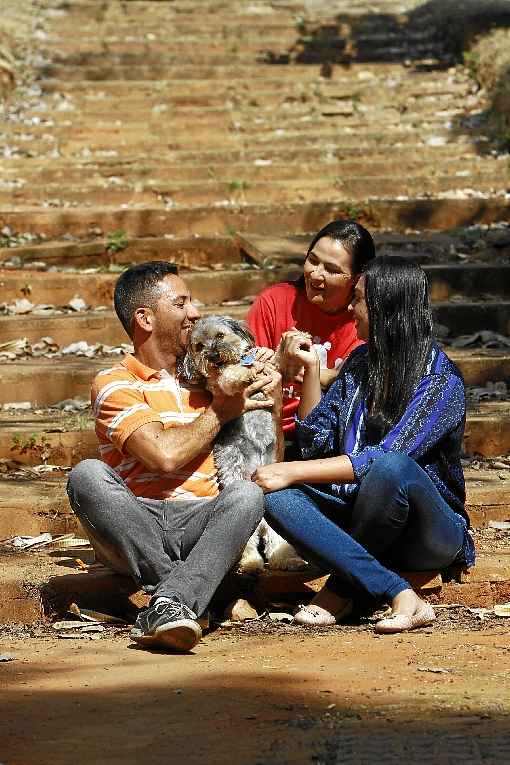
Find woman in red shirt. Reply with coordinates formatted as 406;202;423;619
247;219;376;439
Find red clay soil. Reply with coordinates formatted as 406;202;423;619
1;619;510;765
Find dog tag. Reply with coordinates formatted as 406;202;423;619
240;352;256;366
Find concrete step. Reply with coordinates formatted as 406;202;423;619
2;505;510;624
464;403;510;458
38;63;438;92
0;198;508;239
36;46;446;77
236;231;510;267
0;405;507;468
1;157;499;189
7;102;479;139
0;345;508;407
1;175;506;209
1;129;488;163
1;300;509;348
1;257;509;304
3;544;510;625
0;145;487;179
18;80;474;114
42;38;447;67
0;264;279;303
0;235;239;268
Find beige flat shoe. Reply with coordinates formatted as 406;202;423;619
293;599;353;627
375;602;436;634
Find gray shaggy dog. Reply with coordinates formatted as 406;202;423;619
181;315;305;573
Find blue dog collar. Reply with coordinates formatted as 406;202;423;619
240;351;257;366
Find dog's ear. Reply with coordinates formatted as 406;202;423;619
221;316;255;347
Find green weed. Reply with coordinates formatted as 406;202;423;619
229;179;249;192
11;433;51;462
463;50;480;81
345;203;362;219
105;229;129;255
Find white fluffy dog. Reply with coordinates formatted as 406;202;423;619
181;315;306;573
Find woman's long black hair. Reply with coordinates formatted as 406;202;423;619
363;256;433;442
296;219;375;288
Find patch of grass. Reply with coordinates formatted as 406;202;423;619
463;50;480;81
228;179;249;192
344;203;362;219
105;229;129;255
11;433;51;462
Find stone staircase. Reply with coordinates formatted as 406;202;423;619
1;0;509;623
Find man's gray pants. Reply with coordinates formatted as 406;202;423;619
66;459;264;616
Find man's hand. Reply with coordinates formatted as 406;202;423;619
251;462;298;493
253;346;276;365
260;363;282;407
210;367;279;424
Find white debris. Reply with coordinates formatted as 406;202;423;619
52;398;90;412
67;295;88;312
9;298;34;314
426;136;447;147
7;532;52;549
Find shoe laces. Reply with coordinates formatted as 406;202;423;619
153;599;193;619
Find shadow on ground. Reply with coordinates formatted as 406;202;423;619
1;661;510;765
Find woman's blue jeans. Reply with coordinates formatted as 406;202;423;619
264;452;465;603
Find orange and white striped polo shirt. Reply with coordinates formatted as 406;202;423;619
91;353;219;501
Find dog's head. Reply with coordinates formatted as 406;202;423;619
181;315;255;382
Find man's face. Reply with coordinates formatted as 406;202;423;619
150;275;201;358
349;275;369;341
303;237;355;314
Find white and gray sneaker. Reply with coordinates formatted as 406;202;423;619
130;597;202;651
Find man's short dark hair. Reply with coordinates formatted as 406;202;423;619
114;260;179;337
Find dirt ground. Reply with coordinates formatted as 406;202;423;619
2;615;510;765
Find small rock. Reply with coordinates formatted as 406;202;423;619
224;598;259;622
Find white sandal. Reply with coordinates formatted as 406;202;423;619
375;602;436;634
293;599;353;627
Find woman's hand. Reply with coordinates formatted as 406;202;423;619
251;462;298;493
320;365;341;390
279;328;319;372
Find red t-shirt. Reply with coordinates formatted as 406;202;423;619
247;281;362;436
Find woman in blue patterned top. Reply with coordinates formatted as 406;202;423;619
252;257;474;634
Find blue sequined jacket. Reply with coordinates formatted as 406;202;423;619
295;342;475;567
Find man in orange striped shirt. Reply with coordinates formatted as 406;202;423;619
67;261;280;652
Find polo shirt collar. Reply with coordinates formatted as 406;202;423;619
121;353;169;381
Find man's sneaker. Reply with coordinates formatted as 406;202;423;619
130;598;202;651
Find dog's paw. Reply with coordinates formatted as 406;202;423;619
266;552;308;571
219;364;255;395
237;550;265;574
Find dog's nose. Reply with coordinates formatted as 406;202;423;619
205;348;221;362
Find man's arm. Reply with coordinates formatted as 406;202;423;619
126;368;282;474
